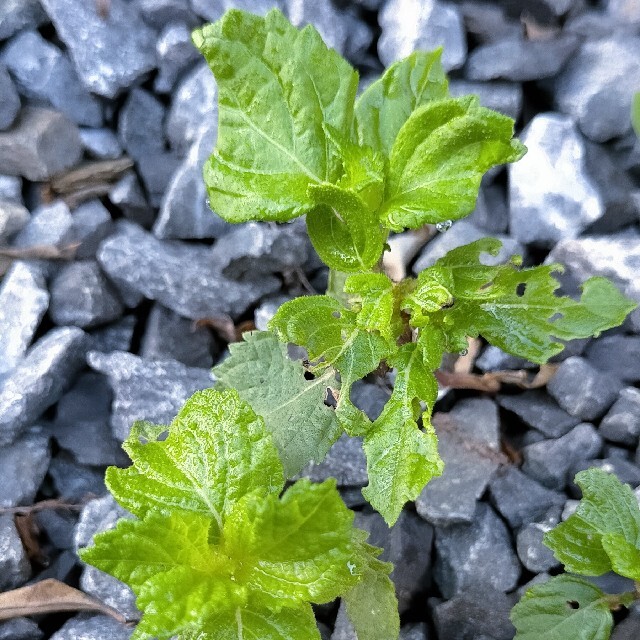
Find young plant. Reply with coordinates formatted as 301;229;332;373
511;469;640;639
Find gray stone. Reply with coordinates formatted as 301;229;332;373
154;123;230;240
166;63;216;156
432;588;515;640
301;434;367;486
400;623;429;640
69;199;113;259
211;221;308;279
547;356;621;421
0;618;43;640
118;88;165;161
600;387;640;446
141;304;215;368
449;80;522;121
87;350;214;441
75;494;131;550
413;220;522;273
378;0;466;71
108;172;154;228
522;423;602;490
417;400;501;526
97;222;280;321
458;2;521;45
466;35;579;81
155;23;201;94
40;0;156;99
80;567;140;621
0;328;88;445
0;430;50;507
34;509;78;550
1;30;102;127
476;345;534;372
434;503;521;598
136;150;182;208
0;514;31;590
191;0;282;21
49;455;106;500
0;0;46;41
571;457;640;490
0;175;21;202
13;200;73;249
612;612;640;640
0;63;20;130
489;466;565;529
0;261;48;376
50;261;123;329
0;107;82;181
586;336;640;384
79;128;122;160
89;316;136;354
498;390;582;438
356;509;434;613
136;0;197;29
516;507;562;573
49;614;133;640
331;600;356;640
53;373;126;467
0;199;29;242
351;380;392;422
509;113;603;247
555;36;640;142
254;295;291;332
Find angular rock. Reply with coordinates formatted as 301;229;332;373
97;222;280;321
136;0;198;28
0;63;20;130
254;294;291;332
166;63;216;156
331;600;357;640
413;220;522;273
417;400;501;526
108;172;154;228
79;128;122;161
0;107;82;181
49;614;133;640
498;390;582;438
0;618;43;640
154;123;230;240
571;457;640;491
516;507;562;573
611;612;640;640
191;0;282;21
586;336;640;384
449;80;522;121
49;454;107;500
509;113;603;247
555;36;640;142
53;372;125;467
400;623;429;640
141;304;215;368
600;387;640;446
13;200;73;249
155;23;201;94
0;199;28;242
0;174;21;202
476;345;534;372
434;503;521;598
118;88;165;161
50;261;123;329
89;316;136;354
522;423;602;490
300;434;367;487
351;380;392;422
87;350;214;441
0;261;49;376
547;356;621;421
40;0;156;99
75;494;131;550
378;0;466;71
0;328;88;445
69;199;113;259
431;587;515;640
0;514;31;590
489;466;565;529
0;0;47;41
1;30;102;127
466;35;578;81
34;509;78;550
137;150;182;209
0;430;50;507
80;567;141;621
356;509;434;613
458;2;521;45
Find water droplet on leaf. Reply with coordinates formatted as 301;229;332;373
459;349;468;356
436;220;452;233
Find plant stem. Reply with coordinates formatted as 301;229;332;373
326;269;350;305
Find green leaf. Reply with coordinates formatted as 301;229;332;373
511;575;615;640
406;239;637;365
362;343;443;525
106;388;284;535
213;331;341;477
355;50;449;157
380;97;526;230
342;534;399;640
269;295;392;435
601;533;640;581
544;468;640;576
632;92;640;138
194;9;358;223
223;479;359;604
307;183;385;272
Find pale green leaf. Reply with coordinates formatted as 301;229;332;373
213;331;340;477
106;388;284;534
362;343;443;525
355;50;449;157
632;92;640;138
511;575;614;640
381;97;526;230
544;468;640;576
601;533;640;581
407;239;637;366
194;9;358;222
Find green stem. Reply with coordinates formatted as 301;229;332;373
326;269;350;305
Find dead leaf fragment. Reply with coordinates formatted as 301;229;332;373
436;363;558;393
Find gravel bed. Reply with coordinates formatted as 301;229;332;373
0;0;639;638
